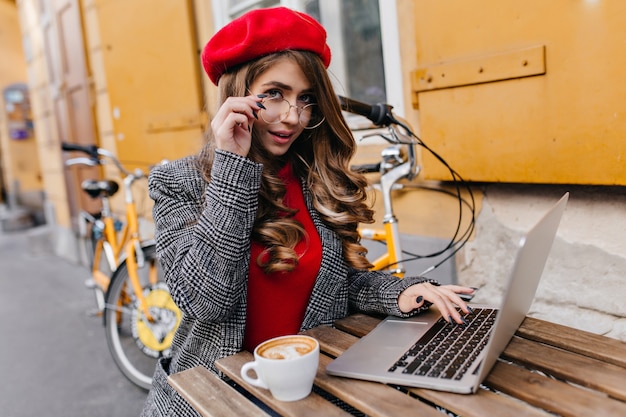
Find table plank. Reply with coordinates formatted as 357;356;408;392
304;325;359;357
216;351;353;417
486;359;626;417
316;354;444;417
168;367;269;417
518;317;626;368
503;335;626;402
333;313;381;337
409;385;552;417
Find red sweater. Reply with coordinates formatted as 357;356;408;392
243;163;322;351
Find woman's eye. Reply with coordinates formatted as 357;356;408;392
266;89;283;99
298;94;315;105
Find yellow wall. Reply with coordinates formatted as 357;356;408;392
410;0;626;185
15;0;72;227
0;0;42;200
193;0;218;119
93;0;205;169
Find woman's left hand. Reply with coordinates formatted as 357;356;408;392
398;283;475;324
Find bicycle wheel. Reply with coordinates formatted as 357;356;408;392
104;243;181;390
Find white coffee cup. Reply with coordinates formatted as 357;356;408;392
240;335;319;402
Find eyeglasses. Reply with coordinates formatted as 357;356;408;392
259;96;325;129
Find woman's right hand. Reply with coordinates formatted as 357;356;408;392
398;282;475;324
210;95;263;157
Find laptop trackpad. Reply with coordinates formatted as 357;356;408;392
373;320;430;348
328;318;431;374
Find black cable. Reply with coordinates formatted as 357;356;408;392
394;185;475;260
366;126;477;275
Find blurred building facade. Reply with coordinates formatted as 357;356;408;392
0;0;42;229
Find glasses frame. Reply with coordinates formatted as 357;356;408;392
259;96;325;129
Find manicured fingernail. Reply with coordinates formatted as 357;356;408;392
461;317;468;325
257;94;267;98
467;306;475;314
471;287;479;291
256;101;266;110
448;315;454;324
416;296;423;304
252;109;258;119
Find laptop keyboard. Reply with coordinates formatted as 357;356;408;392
387;308;497;381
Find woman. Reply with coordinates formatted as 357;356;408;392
141;7;474;416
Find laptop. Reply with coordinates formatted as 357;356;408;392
326;193;569;394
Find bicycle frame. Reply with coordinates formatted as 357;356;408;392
107;174;156;322
65;146;157;322
360;226;403;276
122;208;156;321
358;127;419;277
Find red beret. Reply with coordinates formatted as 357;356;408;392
201;7;331;85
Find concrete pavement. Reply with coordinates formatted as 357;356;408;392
0;225;147;417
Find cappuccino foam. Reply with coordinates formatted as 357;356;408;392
258;337;316;360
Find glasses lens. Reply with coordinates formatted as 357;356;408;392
300;103;324;129
260;97;290;124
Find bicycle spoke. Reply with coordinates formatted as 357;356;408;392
105;303;134;315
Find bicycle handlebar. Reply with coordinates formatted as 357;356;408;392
61;142;135;178
61;142;99;159
337;95;397;127
65;157;99;167
351;162;381;173
340;95;419;180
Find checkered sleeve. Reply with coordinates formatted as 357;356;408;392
347;268;439;317
148;150;263;322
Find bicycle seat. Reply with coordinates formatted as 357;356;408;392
81;179;120;198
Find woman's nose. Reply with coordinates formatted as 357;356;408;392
283;104;300;125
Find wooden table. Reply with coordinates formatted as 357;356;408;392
168;313;626;417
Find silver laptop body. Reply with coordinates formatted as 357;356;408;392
326;193;569;394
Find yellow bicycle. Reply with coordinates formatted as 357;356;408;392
62;143;180;390
339;96;475;279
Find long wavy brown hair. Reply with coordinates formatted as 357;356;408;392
198;50;374;273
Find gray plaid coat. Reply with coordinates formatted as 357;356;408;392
140;150;434;416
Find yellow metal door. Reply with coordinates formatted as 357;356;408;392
96;0;205;167
410;0;626;185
